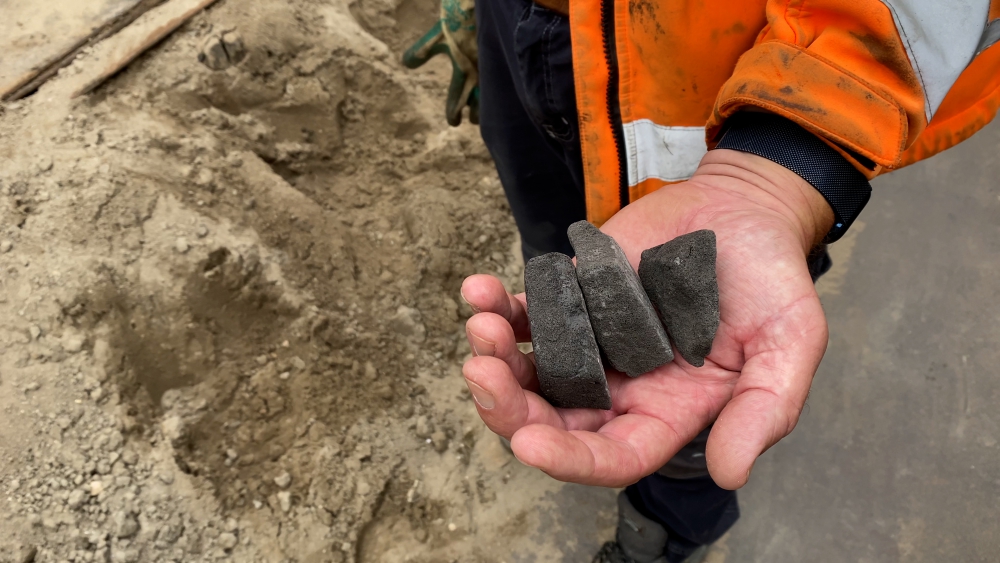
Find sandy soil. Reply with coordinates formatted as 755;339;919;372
0;1;617;561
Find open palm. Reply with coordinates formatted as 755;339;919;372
461;151;831;489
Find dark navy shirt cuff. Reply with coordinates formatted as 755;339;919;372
714;112;872;243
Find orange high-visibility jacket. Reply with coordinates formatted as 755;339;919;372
570;0;1000;225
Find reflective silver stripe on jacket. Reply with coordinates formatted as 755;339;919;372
622;121;707;187
878;0;990;121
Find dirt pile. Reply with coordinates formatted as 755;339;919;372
0;0;619;561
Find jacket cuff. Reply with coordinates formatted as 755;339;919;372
714;112;872;243
704;41;908;174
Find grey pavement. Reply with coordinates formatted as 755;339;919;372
728;118;1000;561
537;119;1000;562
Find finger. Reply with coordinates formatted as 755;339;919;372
706;295;829;490
445;66;472;127
510;412;690;487
463;356;611;439
460;274;531;341
401;22;446;68
465;312;538;391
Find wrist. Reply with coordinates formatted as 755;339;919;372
711;112;871;244
691;149;835;253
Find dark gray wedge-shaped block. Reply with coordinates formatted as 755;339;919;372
567;221;673;377
524;252;612;410
638;229;719;367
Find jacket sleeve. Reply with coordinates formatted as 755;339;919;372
705;0;1000;177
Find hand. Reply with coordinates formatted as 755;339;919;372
461;149;834;489
402;0;479;126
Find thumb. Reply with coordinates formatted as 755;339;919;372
705;294;828;489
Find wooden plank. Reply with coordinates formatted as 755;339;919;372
4;0;167;101
70;0;221;98
0;0;163;100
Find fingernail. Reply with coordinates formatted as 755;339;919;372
460;289;481;314
468;332;496;357
466;380;495;409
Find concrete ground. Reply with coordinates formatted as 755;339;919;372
532;119;1000;562
726;117;1000;561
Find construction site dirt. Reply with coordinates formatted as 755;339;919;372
0;1;619;561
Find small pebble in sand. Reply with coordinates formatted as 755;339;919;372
273;472;291;489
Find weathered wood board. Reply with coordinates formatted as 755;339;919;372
71;0;220;97
0;0;160;100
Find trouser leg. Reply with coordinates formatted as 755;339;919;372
477;0;586;261
620;427;737;562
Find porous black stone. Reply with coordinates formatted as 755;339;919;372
638;230;719;367
567;221;673;377
524;252;612;410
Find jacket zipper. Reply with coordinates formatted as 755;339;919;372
600;0;629;210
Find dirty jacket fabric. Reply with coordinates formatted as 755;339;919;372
569;0;1000;225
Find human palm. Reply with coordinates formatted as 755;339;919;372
461;150;832;490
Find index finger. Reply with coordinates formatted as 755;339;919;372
460;274;531;342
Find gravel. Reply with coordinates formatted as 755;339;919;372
273;471;291;489
217;532;238;550
113;511;139;539
277;492;292;513
67;490;86;510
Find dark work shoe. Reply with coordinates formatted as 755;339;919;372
592;541;644;563
678;545;708;563
592;541;707;563
593;492;710;563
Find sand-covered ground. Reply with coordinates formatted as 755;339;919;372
0;1;618;560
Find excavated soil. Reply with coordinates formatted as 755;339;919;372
0;1;618;561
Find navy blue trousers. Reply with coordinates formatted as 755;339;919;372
476;0;737;560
